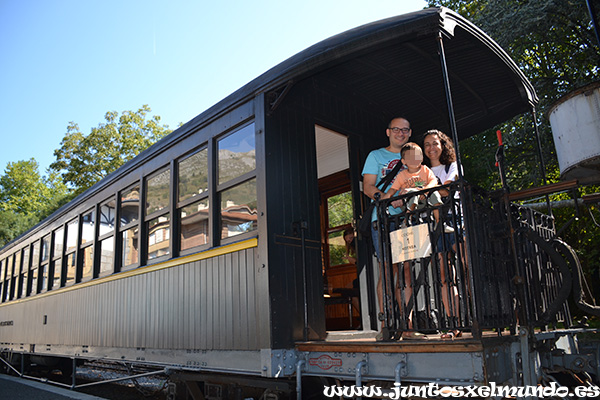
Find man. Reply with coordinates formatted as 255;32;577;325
362;117;412;252
362;117;423;340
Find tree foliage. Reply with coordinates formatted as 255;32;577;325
0;159;68;217
0;159;70;246
50;105;172;194
429;0;600;191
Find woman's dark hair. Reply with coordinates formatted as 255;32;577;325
424;129;456;165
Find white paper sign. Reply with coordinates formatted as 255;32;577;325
389;223;432;263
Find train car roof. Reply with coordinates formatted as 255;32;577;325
177;6;537;141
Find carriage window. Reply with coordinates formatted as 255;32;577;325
145;167;171;262
217;124;257;241
81;246;94;283
0;259;4;302
148;215;170;260
66;219;78;253
179;148;208;203
178;148;210;252
180;199;209;251
53;227;64;256
40;234;51;292
100;199;116;236
65;253;76;287
51;228;64;289
13;251;22;299
20;247;30;298
146;168;170;216
3;255;12;301
122;226;139;270
220;179;257;239
31;241;39;294
41;235;51;263
218;124;255;185
81;210;96;245
120;185;140;270
99;237;114;278
65;219;77;286
120;186;140;226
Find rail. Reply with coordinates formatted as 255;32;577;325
374;181;571;340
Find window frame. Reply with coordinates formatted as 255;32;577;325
215;122;258;245
177;146;211;256
144;165;172;263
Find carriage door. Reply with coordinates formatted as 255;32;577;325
315;125;361;331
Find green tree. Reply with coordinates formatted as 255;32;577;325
0;159;70;246
0;210;36;248
50;105;172;194
0;159;67;216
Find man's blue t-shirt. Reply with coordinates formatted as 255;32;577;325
362;148;405;221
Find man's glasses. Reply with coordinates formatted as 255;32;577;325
388;127;411;134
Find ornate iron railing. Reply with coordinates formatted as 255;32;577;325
375;181;571;340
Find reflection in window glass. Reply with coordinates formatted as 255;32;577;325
179;149;208;203
122;227;139;269
41;235;51;262
99;237;114;277
13;252;21;298
30;266;38;295
120;186;140;226
14;251;21;276
4;256;12;300
32;244;39;266
51;259;61;289
148;215;170;260
53;228;64;256
220;179;257;239
81;246;93;282
100;200;116;235
65;253;76;286
66;219;78;253
180;199;209;251
146;168;170;215
218;124;255;185
39;263;48;293
20;248;29;298
81;210;95;244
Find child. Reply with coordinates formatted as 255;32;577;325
382;142;453;233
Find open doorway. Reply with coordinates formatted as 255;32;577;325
315;125;361;331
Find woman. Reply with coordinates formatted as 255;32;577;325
423;129;462;340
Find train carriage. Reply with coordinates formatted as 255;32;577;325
1;7;599;399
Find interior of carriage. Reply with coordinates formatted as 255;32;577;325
315;126;362;331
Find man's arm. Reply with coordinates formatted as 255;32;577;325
363;173;382;200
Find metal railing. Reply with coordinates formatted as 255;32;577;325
374;181;571;339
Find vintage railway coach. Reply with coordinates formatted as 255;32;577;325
1;7;598;399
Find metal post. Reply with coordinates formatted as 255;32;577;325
355;360;368;400
436;32;481;337
295;220;310;342
296;360;305;400
531;109;552;215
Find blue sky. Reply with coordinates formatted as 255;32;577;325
0;0;427;175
